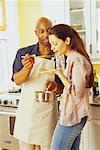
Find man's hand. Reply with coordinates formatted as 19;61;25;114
22;54;35;71
13;54;35;85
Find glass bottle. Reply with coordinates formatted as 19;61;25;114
55;55;65;71
93;69;99;98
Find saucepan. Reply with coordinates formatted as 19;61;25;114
34;91;56;102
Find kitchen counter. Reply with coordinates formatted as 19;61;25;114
89;95;100;106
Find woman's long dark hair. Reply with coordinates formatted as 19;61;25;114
50;24;94;88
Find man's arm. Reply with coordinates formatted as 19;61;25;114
13;67;31;85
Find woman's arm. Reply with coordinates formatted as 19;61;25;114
56;70;70;87
71;59;87;98
43;57;87;98
42;69;70;93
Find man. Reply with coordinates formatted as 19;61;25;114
12;17;63;150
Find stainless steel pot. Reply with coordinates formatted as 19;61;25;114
35;91;56;102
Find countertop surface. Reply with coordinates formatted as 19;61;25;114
89;95;100;106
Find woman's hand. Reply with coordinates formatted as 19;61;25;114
45;80;64;94
45;80;56;91
40;68;69;88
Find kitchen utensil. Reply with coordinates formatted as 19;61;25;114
34;91;56;102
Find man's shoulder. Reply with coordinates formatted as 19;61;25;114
17;43;38;56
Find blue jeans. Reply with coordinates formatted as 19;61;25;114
50;116;87;150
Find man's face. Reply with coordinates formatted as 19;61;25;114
35;22;52;46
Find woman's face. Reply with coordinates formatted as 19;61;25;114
49;34;67;56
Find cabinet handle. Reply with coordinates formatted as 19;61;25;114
90;44;92;54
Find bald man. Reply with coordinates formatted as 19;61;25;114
12;17;63;150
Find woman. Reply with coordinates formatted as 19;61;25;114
43;24;94;150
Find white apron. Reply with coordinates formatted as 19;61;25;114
14;57;58;145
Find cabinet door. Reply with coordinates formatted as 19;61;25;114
89;105;100;150
65;0;100;63
89;119;100;150
42;0;66;24
0;0;20;90
66;0;91;55
91;0;100;63
80;122;89;150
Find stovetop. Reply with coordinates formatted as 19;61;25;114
0;92;20;108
